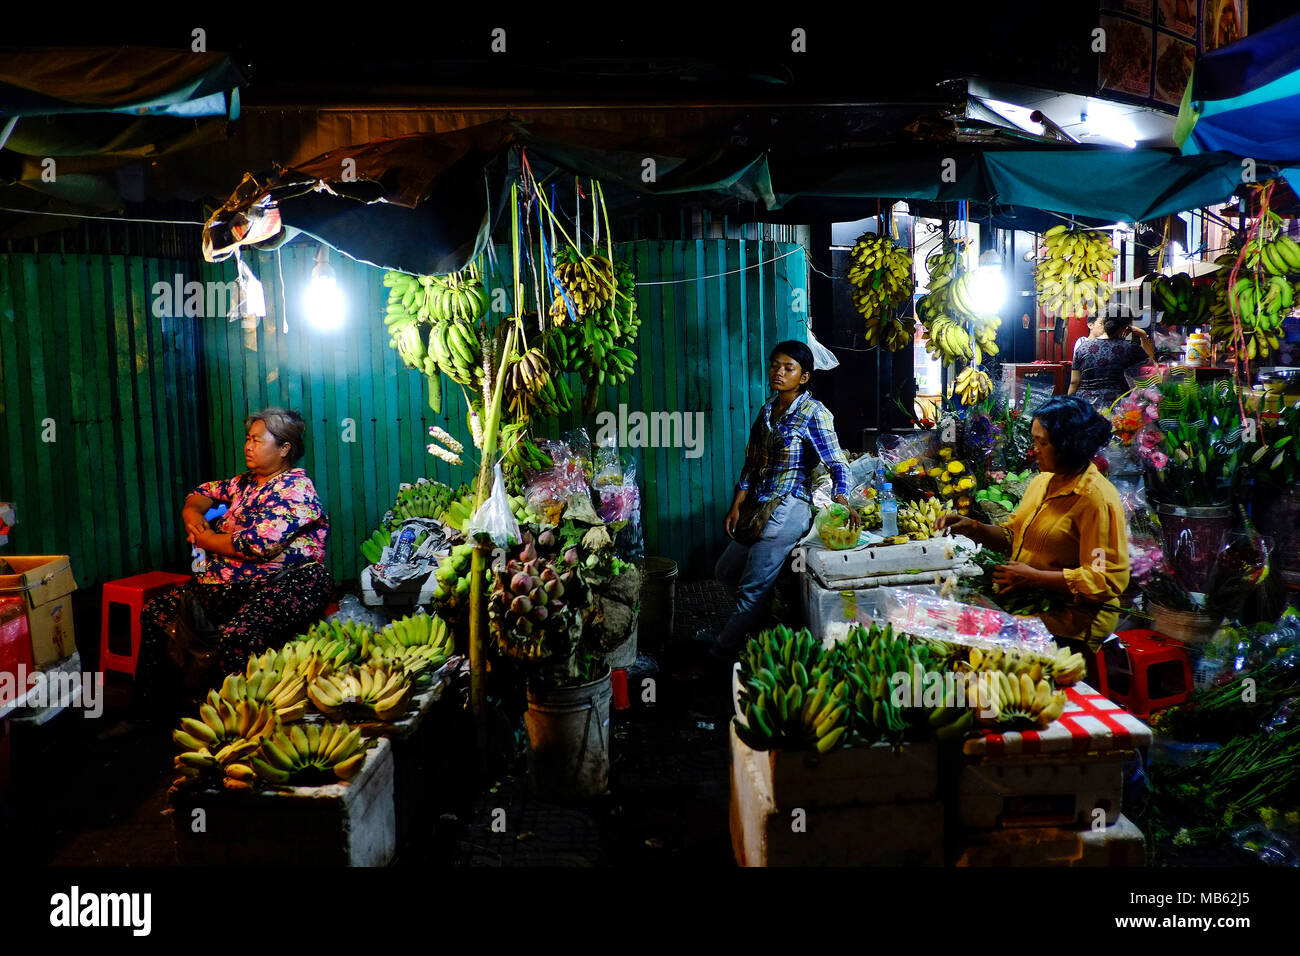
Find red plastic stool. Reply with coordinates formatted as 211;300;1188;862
1100;629;1193;719
99;571;190;677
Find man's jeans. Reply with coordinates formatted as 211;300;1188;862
714;496;811;653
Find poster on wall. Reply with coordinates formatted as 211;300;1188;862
1101;0;1154;15
1154;33;1197;104
1202;0;1245;52
1158;0;1198;37
1098;15;1155;97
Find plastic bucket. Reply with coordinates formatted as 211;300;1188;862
1154;502;1234;595
639;557;678;649
525;672;613;802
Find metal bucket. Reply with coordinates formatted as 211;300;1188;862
639;557;678;650
525;672;613;802
1154;502;1235;595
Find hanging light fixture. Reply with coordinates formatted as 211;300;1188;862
968;247;1006;314
304;245;344;330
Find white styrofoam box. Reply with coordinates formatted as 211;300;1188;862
360;565;438;607
953;813;1145;867
802;577;948;642
170;736;396;866
805;535;977;588
730;725;943;867
956;756;1125;830
730;720;937;809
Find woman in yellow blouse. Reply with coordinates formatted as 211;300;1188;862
938;396;1129;674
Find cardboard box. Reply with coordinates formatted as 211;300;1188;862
0;556;77;667
953;813;1146;867
732;720;937;809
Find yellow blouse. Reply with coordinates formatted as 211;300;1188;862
995;463;1130;648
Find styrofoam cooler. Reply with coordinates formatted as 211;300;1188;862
804;535;978;587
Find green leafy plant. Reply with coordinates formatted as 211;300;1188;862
1141;378;1246;507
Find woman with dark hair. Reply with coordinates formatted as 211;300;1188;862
699;340;857;661
1068;309;1157;409
111;409;332;732
937;396;1129;671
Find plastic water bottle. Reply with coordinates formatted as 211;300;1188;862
393;526;417;564
879;483;899;537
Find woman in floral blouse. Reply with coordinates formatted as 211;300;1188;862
125;408;331;727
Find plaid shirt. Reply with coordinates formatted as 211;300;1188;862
736;391;851;502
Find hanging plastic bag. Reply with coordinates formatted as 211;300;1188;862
806;326;840;370
466;463;521;548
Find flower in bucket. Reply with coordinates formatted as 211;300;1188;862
1150;450;1168;470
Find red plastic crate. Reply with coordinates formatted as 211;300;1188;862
0;596;34;707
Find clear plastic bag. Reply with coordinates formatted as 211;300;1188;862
596;458;640;524
814;503;861;551
806;326;840;370
467;463;522;548
882;590;1056;654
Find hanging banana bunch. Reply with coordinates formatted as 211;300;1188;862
848;231;915;351
383;268;489;413
1034;225;1117;317
1205;197;1300;360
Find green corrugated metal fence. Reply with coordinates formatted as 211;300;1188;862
0;253;207;587
0;241;806;584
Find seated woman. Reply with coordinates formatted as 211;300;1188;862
127;408;332;725
937;396;1128;684
1068;309;1156;411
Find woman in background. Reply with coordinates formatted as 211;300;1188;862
1068;310;1157;411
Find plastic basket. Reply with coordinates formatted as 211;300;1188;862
1149;603;1223;647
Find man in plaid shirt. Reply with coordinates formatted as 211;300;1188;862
700;341;858;660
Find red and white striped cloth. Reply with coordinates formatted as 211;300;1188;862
962;683;1152;759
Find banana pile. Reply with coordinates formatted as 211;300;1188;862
500;422;554;490
1151;272;1213;326
504;347;554;422
954;365;994;405
735;626;851;753
962;643;1086;689
383;270;488;413
389;479;460;528
171;697;281;791
546;257;640;413
217;667;310;722
438;491;477;535
1205;232;1300;359
307;663;416;723
849;232;915;350
252;722;371;785
294;621;368;669
549;248;616;319
1034;225;1117;317
855;486;882;531
978;670;1067;729
432;542;477;607
368;611;455;679
489;535;582;662
832;622;974;745
898;497;950;540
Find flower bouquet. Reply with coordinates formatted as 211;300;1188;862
1140;378;1246;508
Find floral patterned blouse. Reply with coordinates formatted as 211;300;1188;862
192;469;329;585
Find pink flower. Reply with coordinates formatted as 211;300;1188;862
1140;430;1160;450
1144;404;1159;421
1144;388;1162;403
1151;451;1168;469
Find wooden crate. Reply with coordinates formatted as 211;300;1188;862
953;813;1145;867
731;720;937;809
169;737;395;866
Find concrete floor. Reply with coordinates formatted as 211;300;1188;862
1;578;741;867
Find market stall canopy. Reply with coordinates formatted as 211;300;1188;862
0;47;244;216
203;121;1248;275
1175;10;1300;189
